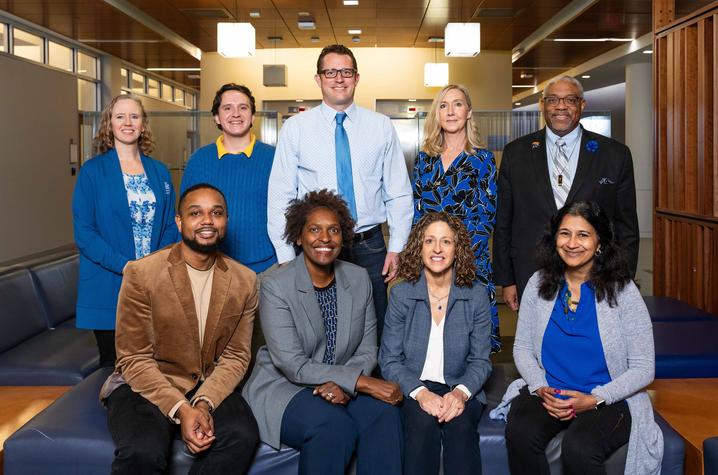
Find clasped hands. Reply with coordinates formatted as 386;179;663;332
177;400;215;454
535;386;598;420
314;376;403;406
416;388;467;423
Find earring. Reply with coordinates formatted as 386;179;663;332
595;247;602;256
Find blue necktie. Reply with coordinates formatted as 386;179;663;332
335;112;358;220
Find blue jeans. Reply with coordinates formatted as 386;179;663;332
280;388;403;475
340;229;388;338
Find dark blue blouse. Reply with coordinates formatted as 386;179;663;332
541;282;611;395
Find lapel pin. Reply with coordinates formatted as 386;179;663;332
531;140;540;149
586;140;599;152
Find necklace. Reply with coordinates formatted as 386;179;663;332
563;289;580;319
429;292;450;310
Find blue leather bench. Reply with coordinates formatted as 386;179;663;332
4;364;685;475
0;254;98;385
653;320;718;378
644;296;718;322
705;436;718;475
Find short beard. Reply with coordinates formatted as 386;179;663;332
182;235;223;255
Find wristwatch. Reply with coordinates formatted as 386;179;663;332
594;397;606;410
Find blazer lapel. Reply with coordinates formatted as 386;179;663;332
410;273;432;367
201;255;231;361
566;128;596;203
295;258;327;359
333;263;353;362
166;245;201;351
532;129;558;213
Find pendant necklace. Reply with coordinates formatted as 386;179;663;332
429;292;450;310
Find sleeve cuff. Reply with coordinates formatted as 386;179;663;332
455;384;472;399
409;386;427;400
191;396;215;412
168;400;188;424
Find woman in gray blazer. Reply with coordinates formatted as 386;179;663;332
380;212;492;475
505;201;663;474
243;189;403;475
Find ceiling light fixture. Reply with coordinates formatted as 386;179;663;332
445;23;480;57
352;36;360;43
348;29;362;35
428;37;444;43
249;11;260;18
408;99;417;102
551;38;633;42
343;0;359;5
217;22;255;57
581;74;591;78
643;49;653;54
514;102;522;106
512;85;535;88
310;36;320;43
424;63;448;87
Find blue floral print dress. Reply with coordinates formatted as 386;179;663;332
123;173;157;259
412;147;501;352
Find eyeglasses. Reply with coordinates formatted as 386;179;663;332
319;68;357;79
542;95;582;107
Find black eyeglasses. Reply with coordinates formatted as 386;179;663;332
542;95;582;107
319;68;357;79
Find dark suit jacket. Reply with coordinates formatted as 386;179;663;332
104;243;257;416
379;272;492;403
242;257;377;449
493;127;639;298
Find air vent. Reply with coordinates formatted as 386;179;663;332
180;8;232;19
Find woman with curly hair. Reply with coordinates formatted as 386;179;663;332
243;189;403;475
412;84;500;352
379;211;492;475
72;94;178;366
505;201;662;474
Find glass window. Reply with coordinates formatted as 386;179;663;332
121;68;129;88
13;28;44;63
174;89;185;105
0;24;7;52
48;41;73;71
78;78;97;111
162;83;172;101
131;72;145;94
77;51;97;78
148;78;160;97
187;93;195;109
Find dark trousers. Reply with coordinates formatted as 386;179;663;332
280;387;403;475
505;387;631;475
340;227;388;338
402;381;483;475
94;330;116;368
107;384;259;475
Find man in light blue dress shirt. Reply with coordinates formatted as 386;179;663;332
267;44;413;332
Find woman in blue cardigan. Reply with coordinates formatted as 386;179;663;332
72;94;178;367
380;212;492;475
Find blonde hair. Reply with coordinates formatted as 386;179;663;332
93;94;155;155
421;84;482;156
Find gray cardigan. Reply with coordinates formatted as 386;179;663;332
513;272;663;474
242;257;377;449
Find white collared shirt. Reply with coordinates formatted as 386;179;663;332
267;101;413;263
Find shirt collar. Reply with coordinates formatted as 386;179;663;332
319;101;357;125
216;133;256;159
546;125;582;148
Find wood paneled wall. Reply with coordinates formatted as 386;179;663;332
654;0;718;313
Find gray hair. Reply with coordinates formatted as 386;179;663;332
542;76;584;97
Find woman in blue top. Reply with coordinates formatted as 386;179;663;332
505;201;662;474
412;84;500;352
72;94;178;367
